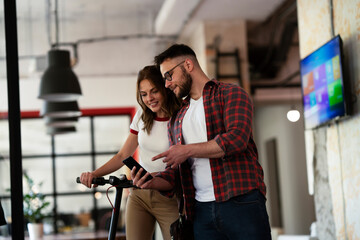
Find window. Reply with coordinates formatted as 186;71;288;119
0;107;136;234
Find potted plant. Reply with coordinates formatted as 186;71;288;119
23;172;50;239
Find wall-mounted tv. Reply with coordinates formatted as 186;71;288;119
300;35;349;129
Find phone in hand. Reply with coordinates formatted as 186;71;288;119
123;156;153;182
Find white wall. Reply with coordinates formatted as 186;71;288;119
254;104;316;234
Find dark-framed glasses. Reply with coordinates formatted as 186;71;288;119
163;60;185;82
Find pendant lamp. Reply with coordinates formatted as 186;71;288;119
38;49;82;101
47;126;76;135
44;116;78;127
40;101;82;118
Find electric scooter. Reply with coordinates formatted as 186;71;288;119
76;174;134;240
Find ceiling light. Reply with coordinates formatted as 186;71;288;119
38;49;82;101
287;109;300;122
40;101;82;118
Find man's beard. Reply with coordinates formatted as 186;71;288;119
177;67;192;99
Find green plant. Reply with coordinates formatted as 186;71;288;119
23;172;50;223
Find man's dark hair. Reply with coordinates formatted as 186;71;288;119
154;44;196;67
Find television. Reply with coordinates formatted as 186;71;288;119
300;35;349;129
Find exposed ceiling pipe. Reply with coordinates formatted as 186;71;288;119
251;70;300;93
2;0;201;66
0;34;176;66
256;2;297;73
46;0;52;48
248;0;298;80
53;34;176;66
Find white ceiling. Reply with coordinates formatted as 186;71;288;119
0;0;286;78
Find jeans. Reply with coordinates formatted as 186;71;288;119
193;190;271;240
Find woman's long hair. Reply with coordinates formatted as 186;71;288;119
136;65;181;134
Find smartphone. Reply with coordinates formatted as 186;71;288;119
123;156;153;182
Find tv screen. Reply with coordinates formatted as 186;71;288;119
300;35;348;129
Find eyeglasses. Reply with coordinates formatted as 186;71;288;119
163;60;185;82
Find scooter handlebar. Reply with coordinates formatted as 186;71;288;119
76;174;134;188
76;176;108;185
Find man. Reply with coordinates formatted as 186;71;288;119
132;44;271;240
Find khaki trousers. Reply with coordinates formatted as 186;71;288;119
125;188;178;240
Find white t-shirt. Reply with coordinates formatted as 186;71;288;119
130;108;169;173
182;97;215;202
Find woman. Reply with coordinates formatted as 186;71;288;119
80;65;181;240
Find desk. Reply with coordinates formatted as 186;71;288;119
0;231;126;240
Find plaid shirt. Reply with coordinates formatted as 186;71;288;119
158;79;266;220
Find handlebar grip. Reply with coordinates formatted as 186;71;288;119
92;177;107;185
76;176;108;185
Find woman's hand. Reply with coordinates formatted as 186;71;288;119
131;168;173;191
80;171;98;188
131;167;152;189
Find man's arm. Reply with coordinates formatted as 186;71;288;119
152;139;224;169
214;85;254;156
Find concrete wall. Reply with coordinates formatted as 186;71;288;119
297;0;360;239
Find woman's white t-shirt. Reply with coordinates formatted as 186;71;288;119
129;108;169;173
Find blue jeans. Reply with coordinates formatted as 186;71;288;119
193;190;271;240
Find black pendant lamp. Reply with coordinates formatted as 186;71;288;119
44;116;79;127
38;49;82;102
47;126;76;135
40;101;82;118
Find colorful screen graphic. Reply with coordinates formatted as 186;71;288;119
300;35;346;129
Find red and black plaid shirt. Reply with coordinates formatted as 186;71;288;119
158;80;266;220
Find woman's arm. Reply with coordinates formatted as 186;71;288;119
80;133;138;188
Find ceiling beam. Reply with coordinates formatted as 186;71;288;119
155;0;201;35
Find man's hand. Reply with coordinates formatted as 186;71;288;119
152;144;189;168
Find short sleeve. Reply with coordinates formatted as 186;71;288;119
129;108;142;134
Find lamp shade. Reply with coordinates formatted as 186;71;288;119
38;49;82;101
44;116;79;127
47;126;76;135
40;101;82;118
